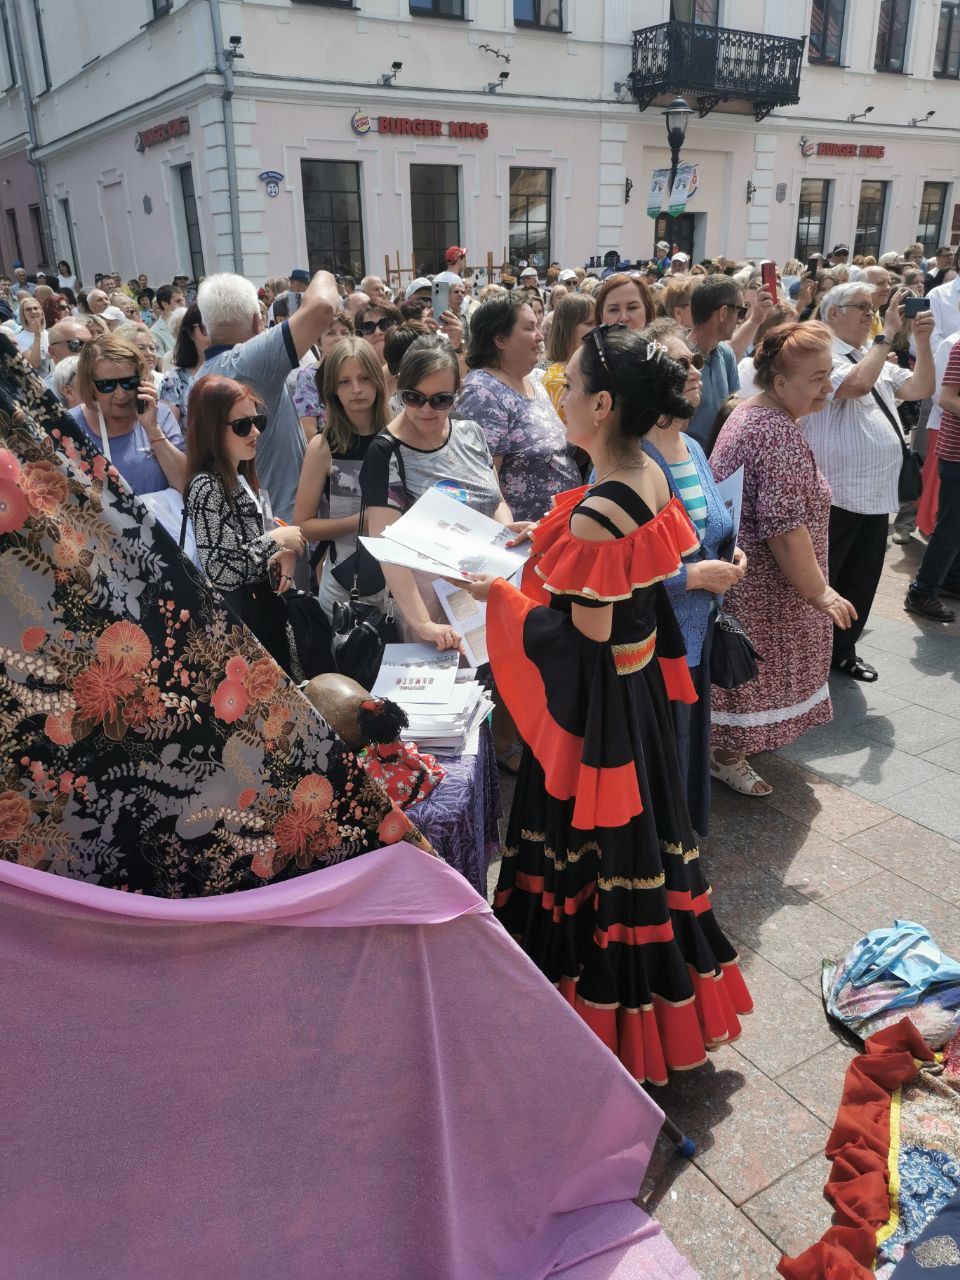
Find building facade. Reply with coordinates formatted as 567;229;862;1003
0;0;958;286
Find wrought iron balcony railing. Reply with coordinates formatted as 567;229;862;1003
630;21;805;121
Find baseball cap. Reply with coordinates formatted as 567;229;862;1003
656;241;670;252
102;306;126;321
558;268;577;282
404;276;433;300
520;266;539;278
831;244;850;256
445;245;467;265
671;252;690;263
173;271;190;281
290;268;310;285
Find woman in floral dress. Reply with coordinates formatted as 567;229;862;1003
710;321;857;797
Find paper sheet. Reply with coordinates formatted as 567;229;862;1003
715;465;744;561
432;579;488;668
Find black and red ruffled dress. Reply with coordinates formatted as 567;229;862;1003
488;481;752;1086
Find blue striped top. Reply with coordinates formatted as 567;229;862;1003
667;456;708;537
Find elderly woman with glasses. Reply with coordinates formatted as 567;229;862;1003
71;334;186;496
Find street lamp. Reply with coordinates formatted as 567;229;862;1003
654;96;693;259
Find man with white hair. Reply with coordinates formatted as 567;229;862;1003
86;289;109;315
802;282;935;679
359;275;390;307
861;265;892;338
196;269;339;520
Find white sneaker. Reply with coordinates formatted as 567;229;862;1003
891;529;913;545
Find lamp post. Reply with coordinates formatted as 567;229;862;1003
653;96;693;260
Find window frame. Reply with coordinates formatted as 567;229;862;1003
854;180;890;259
668;0;719;24
176;164;206;284
935;1;960;77
410;164;461;278
0;0;17;90
5;207;23;264
508;166;553;271
874;0;912;73
808;0;846;65
408;0;466;19
150;0;174;16
30;0;51;93
513;0;565;31
917;182;949;255
28;203;47;265
301;158;367;281
795;178;832;261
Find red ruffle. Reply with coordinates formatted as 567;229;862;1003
525;492;699;603
777;1019;936;1280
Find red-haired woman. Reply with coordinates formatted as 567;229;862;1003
709;322;857;797
594;272;655;332
184;374;306;670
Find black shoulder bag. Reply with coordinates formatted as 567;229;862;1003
845;353;922;503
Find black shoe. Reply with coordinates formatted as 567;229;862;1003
904;588;956;622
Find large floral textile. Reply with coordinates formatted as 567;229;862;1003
0;335;419;895
0;844;699;1280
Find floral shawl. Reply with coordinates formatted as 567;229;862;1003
0;334;422;896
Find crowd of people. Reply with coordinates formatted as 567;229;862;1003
3;231;959;1086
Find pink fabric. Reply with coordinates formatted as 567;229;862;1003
0;846;698;1280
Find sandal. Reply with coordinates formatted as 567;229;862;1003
710;753;773;797
496;741;523;776
832;656;878;683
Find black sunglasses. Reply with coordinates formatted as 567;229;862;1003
400;389;456;411
93;375;139;394
674;352;704;372
356;317;396;336
228;413;267;437
53;337;87;352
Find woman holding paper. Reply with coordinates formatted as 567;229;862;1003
460;324;753;1086
359;336;525;651
639;319;746;838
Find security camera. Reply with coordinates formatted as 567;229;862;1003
498;70;509;82
392;60;403;71
229;35;242;47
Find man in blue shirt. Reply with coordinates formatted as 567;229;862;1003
686;276;745;451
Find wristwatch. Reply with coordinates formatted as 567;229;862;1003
873;334;891;347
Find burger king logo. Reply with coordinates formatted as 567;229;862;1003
351;110;372;136
800;139;816;158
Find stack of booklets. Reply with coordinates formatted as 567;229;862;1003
371;644;493;756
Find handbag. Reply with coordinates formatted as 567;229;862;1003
845;353;922;503
710;607;761;690
281;588;334;678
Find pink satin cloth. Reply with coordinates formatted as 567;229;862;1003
0;844;698;1280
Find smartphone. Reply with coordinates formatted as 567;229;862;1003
136;397;147;414
760;260;777;297
806;257;821;278
904;296;931;319
268;559;282;592
432;280;450;323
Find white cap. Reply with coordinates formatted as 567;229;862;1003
671;252;689;263
404;276;433;300
431;271;462;285
102;305;127;321
520;267;538;278
558;268;577;282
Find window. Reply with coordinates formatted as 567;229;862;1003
409;0;465;18
854;180;889;258
874;0;911;72
59;197;79;280
151;0;173;15
514;0;563;29
31;0;50;92
411;166;460;276
654;213;696;260
935;2;960;77
509;168;552;269
301;159;365;280
177;165;206;283
809;0;846;64
0;0;17;89
28;204;46;265
795;179;831;260
5;208;23;263
917;182;948;255
669;0;719;23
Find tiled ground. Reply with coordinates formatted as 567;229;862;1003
489;534;960;1278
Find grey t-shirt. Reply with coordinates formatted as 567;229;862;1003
359;418;503;517
196;321;304;520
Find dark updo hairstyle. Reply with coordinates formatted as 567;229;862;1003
465;292;531;369
579;325;694;439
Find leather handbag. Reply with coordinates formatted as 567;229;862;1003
710;607;761;690
845;353;922;503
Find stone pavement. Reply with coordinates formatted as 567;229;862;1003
489;534;960;1279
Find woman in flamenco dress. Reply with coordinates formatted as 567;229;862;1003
462;324;752;1085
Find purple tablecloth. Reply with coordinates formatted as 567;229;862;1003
407;723;501;897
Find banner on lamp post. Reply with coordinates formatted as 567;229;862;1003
667;163;698;218
646;168;670;219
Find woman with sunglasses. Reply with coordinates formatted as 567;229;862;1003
72;334;185;495
293;337;390;618
458;323;752;1083
184;375;306;672
159;303;211;431
360;335;522;651
640;319;746;838
354;302;401;368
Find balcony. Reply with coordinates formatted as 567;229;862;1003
629;21;805;121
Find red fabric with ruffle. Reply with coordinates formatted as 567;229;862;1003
777;1019;936;1280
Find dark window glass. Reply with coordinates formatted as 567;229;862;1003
654;213;696;259
795;179;831;260
152;0;173;15
935;2;960;76
301;159;366;280
1;1;17;89
409;0;465;17
508;168;552;269
31;0;50;91
59;197;79;280
410;165;460;276
514;0;564;29
28;204;46;265
670;0;718;21
5;207;23;263
809;0;846;63
854;180;889;258
177;165;205;283
875;0;911;72
917;182;948;254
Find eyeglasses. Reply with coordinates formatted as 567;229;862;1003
227;413;267;437
838;303;876;316
674;352;704;372
93;375;139;394
400;389;456;411
356;317;397;336
723;304;749;320
52;337;87;352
